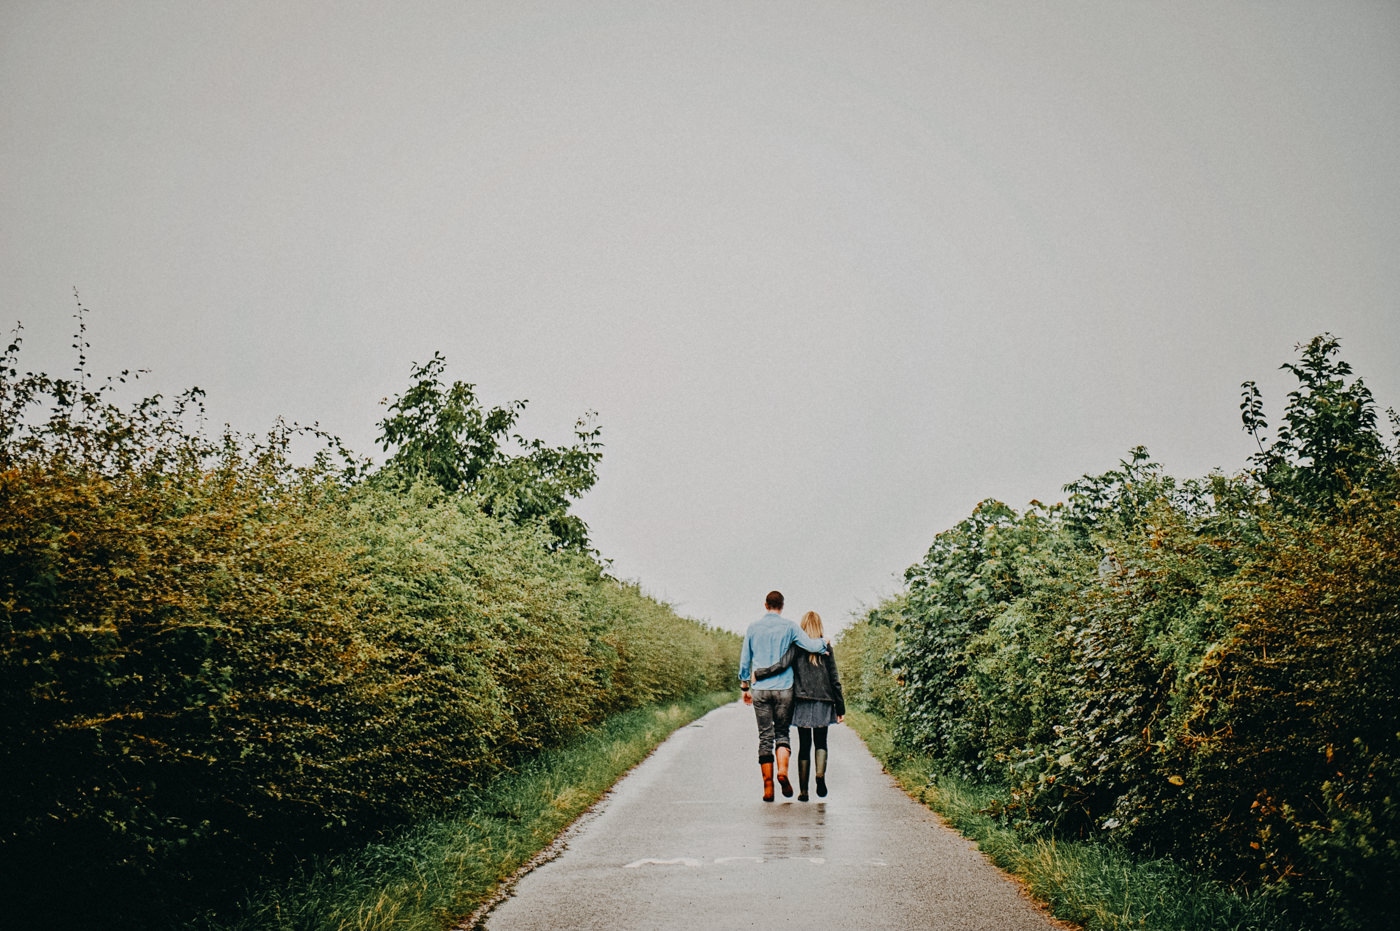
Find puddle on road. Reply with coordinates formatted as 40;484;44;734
760;806;827;859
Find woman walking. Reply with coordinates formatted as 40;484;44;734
752;610;845;800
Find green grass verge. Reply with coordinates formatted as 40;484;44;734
845;707;1284;931
201;691;735;931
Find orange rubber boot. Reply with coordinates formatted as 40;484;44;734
761;762;775;802
775;746;794;798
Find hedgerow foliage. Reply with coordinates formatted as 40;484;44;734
840;335;1399;929
838;594;902;720
0;313;737;928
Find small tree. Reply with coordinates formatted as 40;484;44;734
1240;334;1391;511
376;353;602;549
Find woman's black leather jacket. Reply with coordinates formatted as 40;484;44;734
752;643;845;717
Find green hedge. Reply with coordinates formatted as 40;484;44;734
841;337;1400;930
0;332;738;929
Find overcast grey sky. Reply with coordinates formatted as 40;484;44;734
4;2;1398;633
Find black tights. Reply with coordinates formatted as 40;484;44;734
795;726;828;764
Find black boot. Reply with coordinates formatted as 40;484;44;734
814;749;828;797
797;759;810;802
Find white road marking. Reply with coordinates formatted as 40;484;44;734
622;856;861;868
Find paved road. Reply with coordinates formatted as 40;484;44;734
477;701;1065;930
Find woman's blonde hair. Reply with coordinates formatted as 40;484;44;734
800;611;825;665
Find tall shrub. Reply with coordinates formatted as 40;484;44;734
870;334;1398;927
837;595;904;720
0;318;739;929
1183;491;1400;927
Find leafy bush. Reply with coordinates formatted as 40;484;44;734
1183;490;1400;927
865;336;1399;929
891;497;1092;782
0;316;738;929
837;596;904;720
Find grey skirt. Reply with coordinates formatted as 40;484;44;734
792;698;838;728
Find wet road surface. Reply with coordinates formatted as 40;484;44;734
475;701;1065;930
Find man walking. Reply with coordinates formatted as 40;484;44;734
739;591;828;801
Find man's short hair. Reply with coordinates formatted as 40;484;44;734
765;590;784;611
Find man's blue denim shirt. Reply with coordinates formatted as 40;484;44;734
739;612;826;690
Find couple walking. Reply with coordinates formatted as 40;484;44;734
738;590;846;802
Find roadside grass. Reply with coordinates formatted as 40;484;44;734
200;692;735;931
846;708;1284;931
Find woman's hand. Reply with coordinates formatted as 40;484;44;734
836;715;844;723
